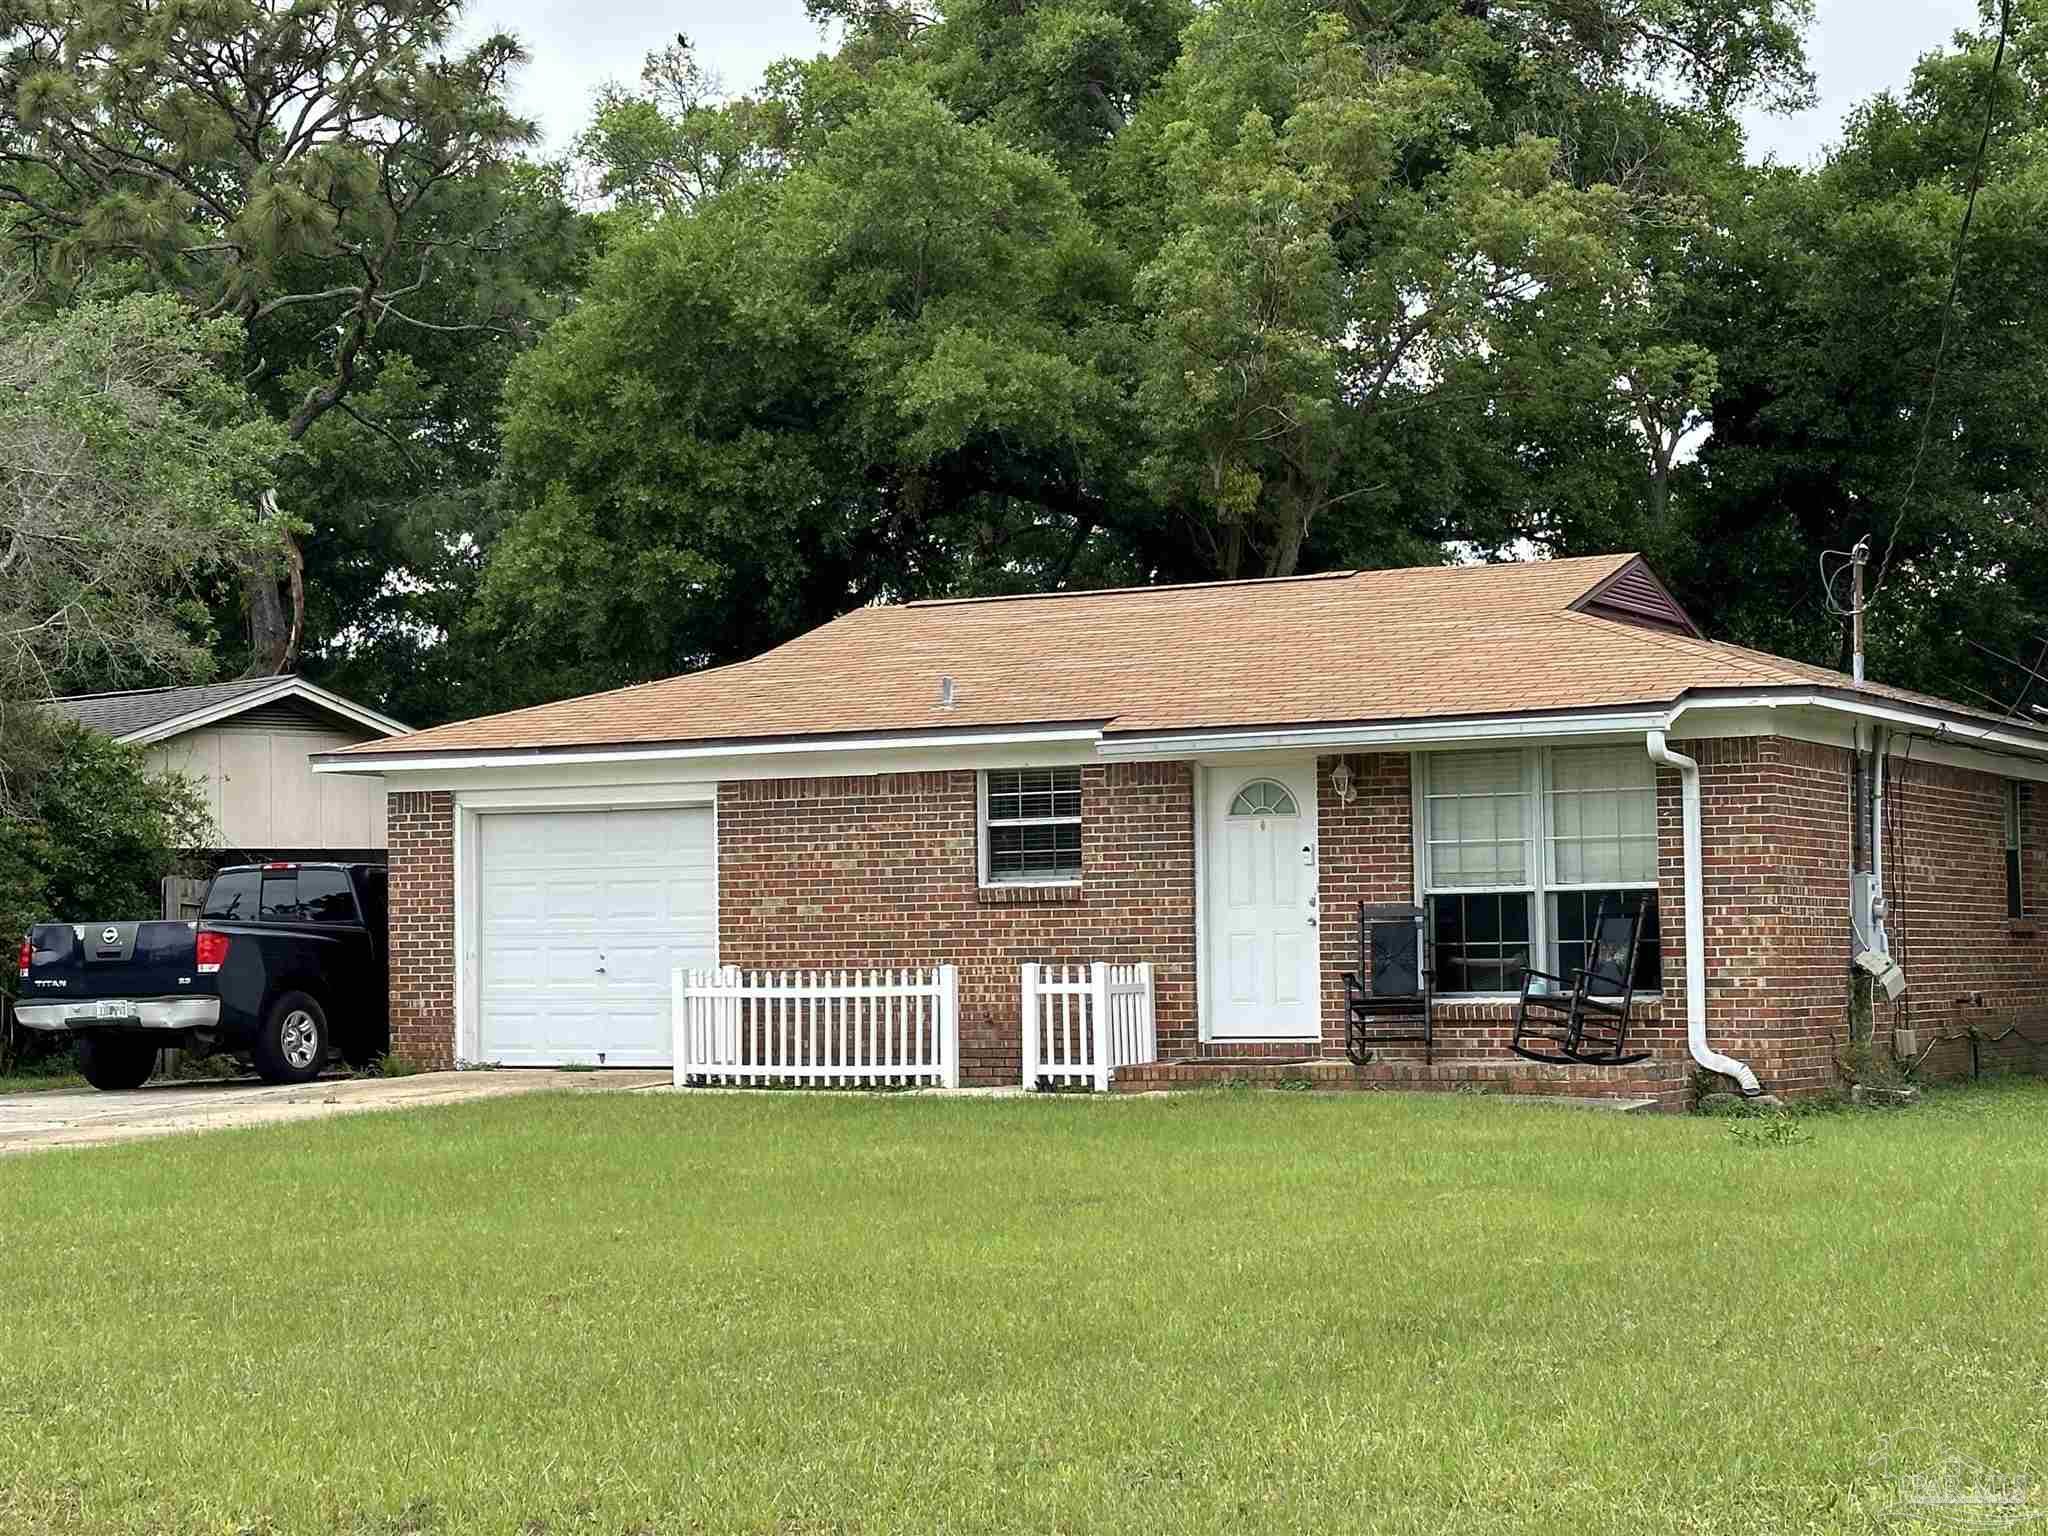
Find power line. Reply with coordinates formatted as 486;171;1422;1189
1867;0;2014;608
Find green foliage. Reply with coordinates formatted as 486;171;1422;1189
480;80;1143;694
1724;1108;1815;1147
0;284;288;703
0;0;583;689
0;718;212;1064
1627;4;2048;698
4;0;2038;721
484;0;1827;699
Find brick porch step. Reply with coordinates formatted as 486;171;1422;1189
1111;1055;1692;1111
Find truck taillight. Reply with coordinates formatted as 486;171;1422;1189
16;935;27;979
195;931;230;974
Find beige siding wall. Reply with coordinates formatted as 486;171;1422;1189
147;724;385;851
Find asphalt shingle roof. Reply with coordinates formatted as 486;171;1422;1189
330;554;2016;758
48;677;303;740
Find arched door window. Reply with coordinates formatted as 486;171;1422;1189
1228;779;1299;818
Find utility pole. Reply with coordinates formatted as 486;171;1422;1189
1850;538;1869;684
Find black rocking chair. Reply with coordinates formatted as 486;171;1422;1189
1510;894;1653;1066
1343;903;1433;1065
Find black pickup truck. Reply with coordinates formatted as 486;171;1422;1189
15;863;390;1091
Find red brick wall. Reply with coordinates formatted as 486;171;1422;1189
387;790;455;1069
1880;754;2048;1080
1678;736;1853;1098
717;763;1195;1084
373;734;2048;1094
1311;750;1679;1064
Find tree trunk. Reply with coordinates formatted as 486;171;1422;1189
1266;509;1307;578
240;490;304;677
241;303;372;677
241;554;295;677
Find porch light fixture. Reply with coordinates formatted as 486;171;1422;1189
1329;758;1356;805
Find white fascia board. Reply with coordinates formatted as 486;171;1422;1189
1667;692;2048;762
312;725;1104;778
1094;709;1672;760
124;679;412;746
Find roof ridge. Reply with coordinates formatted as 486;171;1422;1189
52;676;290;703
902;552;1641;611
904;569;1359;609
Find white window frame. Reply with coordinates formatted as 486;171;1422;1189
978;766;1084;889
1412;746;1661;997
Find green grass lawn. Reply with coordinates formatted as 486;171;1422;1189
3;1083;2046;1535
0;1069;85;1094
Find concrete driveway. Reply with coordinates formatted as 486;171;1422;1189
0;1068;670;1155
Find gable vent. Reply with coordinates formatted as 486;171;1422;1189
216;701;359;735
1571;559;1703;639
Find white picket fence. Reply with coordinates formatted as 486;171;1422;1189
672;966;960;1088
1021;962;1157;1091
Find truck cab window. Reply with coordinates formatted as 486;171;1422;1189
201;871;260;921
298;867;357;924
259;872;302;922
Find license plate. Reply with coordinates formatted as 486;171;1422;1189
71;1000;135;1021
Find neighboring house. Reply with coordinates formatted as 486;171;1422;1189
313;554;2048;1103
53;675;410;868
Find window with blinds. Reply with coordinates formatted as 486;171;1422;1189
982;767;1083;884
1417;746;1662;994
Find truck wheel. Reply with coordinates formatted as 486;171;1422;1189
254;992;330;1085
78;1035;158;1091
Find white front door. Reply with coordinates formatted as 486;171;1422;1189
477;806;717;1066
1204;761;1320;1039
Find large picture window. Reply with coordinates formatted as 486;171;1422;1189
982;767;1083;885
1417;746;1663;994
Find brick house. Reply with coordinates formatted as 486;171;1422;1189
314;554;2048;1105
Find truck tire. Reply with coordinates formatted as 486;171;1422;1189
78;1035;158;1091
253;992;330;1085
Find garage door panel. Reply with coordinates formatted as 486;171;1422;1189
478;806;715;1067
602;878;663;922
488;880;544;923
542;880;602;922
545;815;608;859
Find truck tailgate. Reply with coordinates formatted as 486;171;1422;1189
24;920;202;1003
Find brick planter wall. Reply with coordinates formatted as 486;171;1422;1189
387;789;456;1069
717;763;1196;1085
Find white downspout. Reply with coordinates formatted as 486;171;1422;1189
1647;731;1765;1096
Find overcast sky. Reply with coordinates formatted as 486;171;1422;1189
467;0;1987;165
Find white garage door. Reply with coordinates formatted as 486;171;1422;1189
478;806;716;1066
